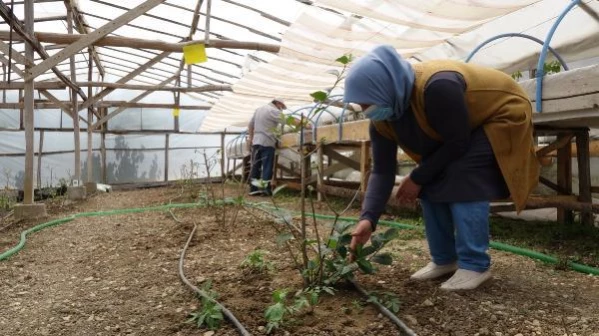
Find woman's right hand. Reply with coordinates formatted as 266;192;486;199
349;219;373;261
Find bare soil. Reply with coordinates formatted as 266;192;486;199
0;186;598;336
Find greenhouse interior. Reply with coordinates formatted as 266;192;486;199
0;1;598;335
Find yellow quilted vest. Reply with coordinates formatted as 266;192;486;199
373;60;539;212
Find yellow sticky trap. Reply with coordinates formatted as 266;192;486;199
172;107;180;117
183;44;207;64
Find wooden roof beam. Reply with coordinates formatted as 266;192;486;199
78;50;171;112
64;0;105;77
0;30;281;53
27;0;167;81
76;82;232;93
91;75;178;129
97;47;238;84
0;2;97;117
0;80;66;89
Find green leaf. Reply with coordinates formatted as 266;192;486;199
285;115;296;125
272;289;288;303
309;291;319;305
294;295;310;311
310;91;328;102
340;265;355;276
327;236;338;249
275;232;294;246
383;228;399;241
337;245;348;259
361;245;377;256
272;184;287;196
326;69;340;77
336;55;350;65
357;259;374;274
338;233;352;246
371;253;393;265
370;234;384;249
322;286;336;295
265;302;285;321
335;221;353;234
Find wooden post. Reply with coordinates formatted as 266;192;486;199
557;133;574;224
101;130;107;184
220;132;225;178
67;8;81;184
575;130;593;225
37;130;44;188
22;0;34;204
317;144;324;201
1;63;5;103
164;134;169;182
360;141;371;192
87;48;93;182
18;89;23;130
204;0;212;43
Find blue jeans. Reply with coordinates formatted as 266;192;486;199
420;199;490;272
249;145;275;195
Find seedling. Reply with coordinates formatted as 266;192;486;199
186;280;224;331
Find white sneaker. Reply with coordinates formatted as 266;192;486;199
440;269;491;291
410;262;458;280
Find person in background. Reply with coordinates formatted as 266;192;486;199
247;98;295;196
344;45;539;290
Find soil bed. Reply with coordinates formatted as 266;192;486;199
0;186;598;336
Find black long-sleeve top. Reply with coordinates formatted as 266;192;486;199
360;71;509;229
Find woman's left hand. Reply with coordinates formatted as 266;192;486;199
395;176;421;204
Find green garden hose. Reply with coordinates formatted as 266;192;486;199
0;202;204;261
251;203;599;276
2;201;598;277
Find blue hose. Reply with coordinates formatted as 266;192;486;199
535;0;581;112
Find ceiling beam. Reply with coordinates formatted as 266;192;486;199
77;81;232;93
90;0;282;42
39;89;89;125
0;51;25;78
65;0;105;77
0;101;210;110
0;14;66;24
91;75;178;129
0;80;66;89
0;30;281;53
0;2;97;116
78;51;171;112
27;0;167;81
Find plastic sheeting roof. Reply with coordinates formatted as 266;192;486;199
1;0;598;133
200;0;599;131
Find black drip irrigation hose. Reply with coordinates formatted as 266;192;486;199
349;279;418;336
178;223;252;336
2;199;598;335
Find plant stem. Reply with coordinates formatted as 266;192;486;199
308;191;324;284
299;114;309;286
243;206;302;272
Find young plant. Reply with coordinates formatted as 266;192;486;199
264;286;335;334
367;290;401;314
0;194;13;211
240;249;275;274
186;280;224;331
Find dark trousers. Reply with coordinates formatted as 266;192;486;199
249;145;275;195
